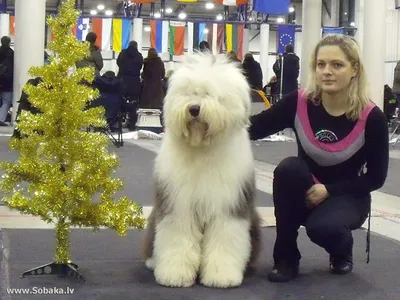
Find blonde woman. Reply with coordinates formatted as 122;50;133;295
249;35;389;282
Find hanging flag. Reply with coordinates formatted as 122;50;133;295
92;18;112;51
9;15;15;35
253;0;290;15
113;18;131;52
72;17;90;41
150;20;169;54
187;22;207;53
169;22;185;56
213;0;247;6
323;27;345;35
277;25;295;54
225;23;244;60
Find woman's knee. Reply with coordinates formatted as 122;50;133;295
274;157;310;182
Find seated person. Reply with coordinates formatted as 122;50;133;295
249;34;388;282
92;71;123;132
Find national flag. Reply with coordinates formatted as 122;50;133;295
254;0;290;15
169;22;185;56
225;23;244;60
92;18;112;51
323;27;345;36
113;18;131;52
277;25;295;54
213;0;247;6
9;15;15;35
150;20;169;54
73;17;90;41
187;22;207;53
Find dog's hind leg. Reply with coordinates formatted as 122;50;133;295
200;217;251;288
153;214;202;287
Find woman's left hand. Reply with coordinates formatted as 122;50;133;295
306;184;329;208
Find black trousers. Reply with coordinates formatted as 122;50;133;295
272;157;369;265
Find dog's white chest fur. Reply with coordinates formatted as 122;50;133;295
155;130;254;224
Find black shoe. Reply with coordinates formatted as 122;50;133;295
329;257;353;275
267;262;299;282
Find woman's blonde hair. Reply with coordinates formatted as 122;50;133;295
303;34;371;120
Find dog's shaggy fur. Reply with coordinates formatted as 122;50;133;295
143;54;261;288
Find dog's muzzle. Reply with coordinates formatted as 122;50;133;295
188;105;200;117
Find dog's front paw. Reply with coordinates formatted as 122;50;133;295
154;264;197;288
200;265;243;288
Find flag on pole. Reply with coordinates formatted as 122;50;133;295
92;18;112;51
169;22;185;56
253;0;290;15
187;22;207;53
9;15;15;35
150;20;169;54
225;23;244;60
213;0;247;5
323;27;345;35
113;18;131;52
277;25;295;54
73;17;90;41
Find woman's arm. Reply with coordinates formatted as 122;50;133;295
248;90;297;140
325;107;389;196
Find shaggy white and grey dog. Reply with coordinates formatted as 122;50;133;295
143;54;261;288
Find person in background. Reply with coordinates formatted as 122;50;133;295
227;50;241;64
242;53;263;90
140;48;165;110
273;44;300;97
76;32;103;77
0;36;14;126
199;41;211;53
249;34;388;282
392;60;400;109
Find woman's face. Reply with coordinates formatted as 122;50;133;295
315;45;358;94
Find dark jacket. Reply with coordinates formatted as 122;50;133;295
76;44;103;77
12;77;43;139
0;45;14;92
242;58;263;90
117;46;143;98
140;57;165;109
92;74;123;121
273;52;300;96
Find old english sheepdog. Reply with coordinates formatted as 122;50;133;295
142;54;261;288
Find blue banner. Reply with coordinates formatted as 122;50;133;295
277;25;296;54
254;0;290;15
323;27;345;35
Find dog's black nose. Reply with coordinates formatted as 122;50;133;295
189;105;200;117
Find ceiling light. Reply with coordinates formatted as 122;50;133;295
350;22;355;27
105;10;113;16
165;7;173;14
289;6;295;13
90;10;97;15
203;28;209;34
144;26;151;32
216;14;223;21
277;17;284;23
178;12;187;19
154;12;161;18
249;17;253;21
97;4;105;11
206;2;215;9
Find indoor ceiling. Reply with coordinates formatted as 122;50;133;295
6;0;301;21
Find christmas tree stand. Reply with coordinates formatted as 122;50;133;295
21;261;85;282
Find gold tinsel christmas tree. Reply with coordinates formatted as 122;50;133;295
0;0;145;281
